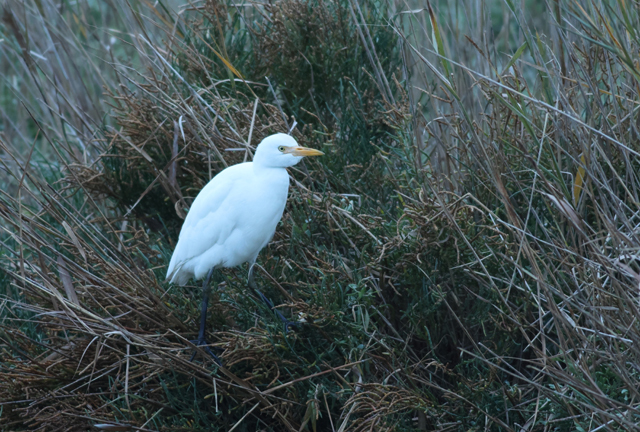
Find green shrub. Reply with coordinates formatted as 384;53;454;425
2;0;640;430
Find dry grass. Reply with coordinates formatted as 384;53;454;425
2;0;640;430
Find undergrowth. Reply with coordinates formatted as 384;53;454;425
1;0;640;430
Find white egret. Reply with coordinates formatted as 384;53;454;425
166;133;324;359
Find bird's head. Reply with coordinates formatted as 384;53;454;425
254;133;324;168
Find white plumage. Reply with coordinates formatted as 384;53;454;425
166;133;323;286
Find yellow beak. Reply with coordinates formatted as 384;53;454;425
286;147;324;157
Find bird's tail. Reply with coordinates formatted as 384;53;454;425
166;256;191;286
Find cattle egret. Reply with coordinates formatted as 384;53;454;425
166;133;323;360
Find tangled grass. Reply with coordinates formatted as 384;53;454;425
2;0;640;430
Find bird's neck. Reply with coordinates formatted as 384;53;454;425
252;163;289;180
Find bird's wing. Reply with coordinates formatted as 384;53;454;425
166;163;251;281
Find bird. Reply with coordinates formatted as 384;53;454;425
166;133;324;360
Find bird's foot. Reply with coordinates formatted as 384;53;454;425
189;338;222;365
283;318;301;334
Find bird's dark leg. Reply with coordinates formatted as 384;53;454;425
248;264;299;333
190;268;222;364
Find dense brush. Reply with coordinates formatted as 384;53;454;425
1;0;640;430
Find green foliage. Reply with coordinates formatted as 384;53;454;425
3;0;640;431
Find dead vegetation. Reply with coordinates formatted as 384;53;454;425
2;0;640;430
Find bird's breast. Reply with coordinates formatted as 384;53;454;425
215;171;289;266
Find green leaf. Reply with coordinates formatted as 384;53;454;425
427;0;450;77
501;42;528;76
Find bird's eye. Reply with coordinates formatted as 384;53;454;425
278;146;285;152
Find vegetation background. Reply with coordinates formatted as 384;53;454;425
1;0;640;430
